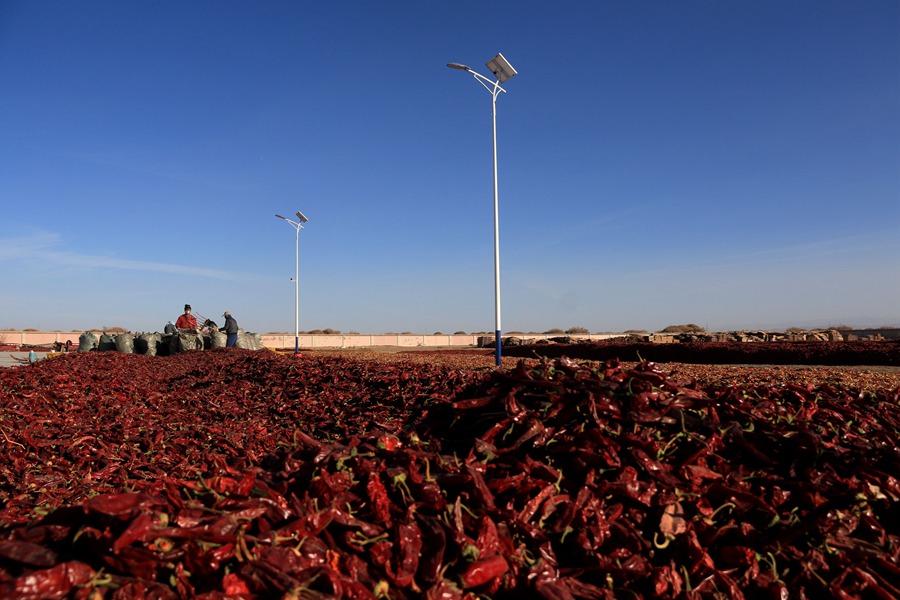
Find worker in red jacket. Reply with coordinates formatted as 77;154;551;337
175;304;198;330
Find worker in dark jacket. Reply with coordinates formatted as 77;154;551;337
221;311;239;348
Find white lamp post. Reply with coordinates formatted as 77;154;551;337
448;53;517;367
275;211;309;355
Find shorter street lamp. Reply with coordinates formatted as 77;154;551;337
447;53;517;367
275;212;309;355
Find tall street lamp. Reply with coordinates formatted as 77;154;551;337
275;211;309;355
448;53;517;367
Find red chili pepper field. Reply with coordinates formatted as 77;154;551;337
0;346;898;599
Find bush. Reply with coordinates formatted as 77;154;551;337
658;324;706;334
544;328;565;334
566;327;590;334
453;331;468;335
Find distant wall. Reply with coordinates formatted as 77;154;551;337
0;331;86;346
254;333;621;349
261;333;482;349
1;330;620;349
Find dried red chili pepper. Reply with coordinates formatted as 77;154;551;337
415;514;447;584
366;471;394;525
459;554;508;588
388;519;422;588
0;540;59;568
7;561;96;599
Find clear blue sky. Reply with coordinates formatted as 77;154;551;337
2;1;898;334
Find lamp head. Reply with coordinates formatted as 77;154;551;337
447;62;470;72
275;214;286;220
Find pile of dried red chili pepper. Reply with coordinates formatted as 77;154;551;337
1;350;898;598
503;339;900;366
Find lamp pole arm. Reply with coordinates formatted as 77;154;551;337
468;70;507;96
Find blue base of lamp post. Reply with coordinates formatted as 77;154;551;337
495;330;502;366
